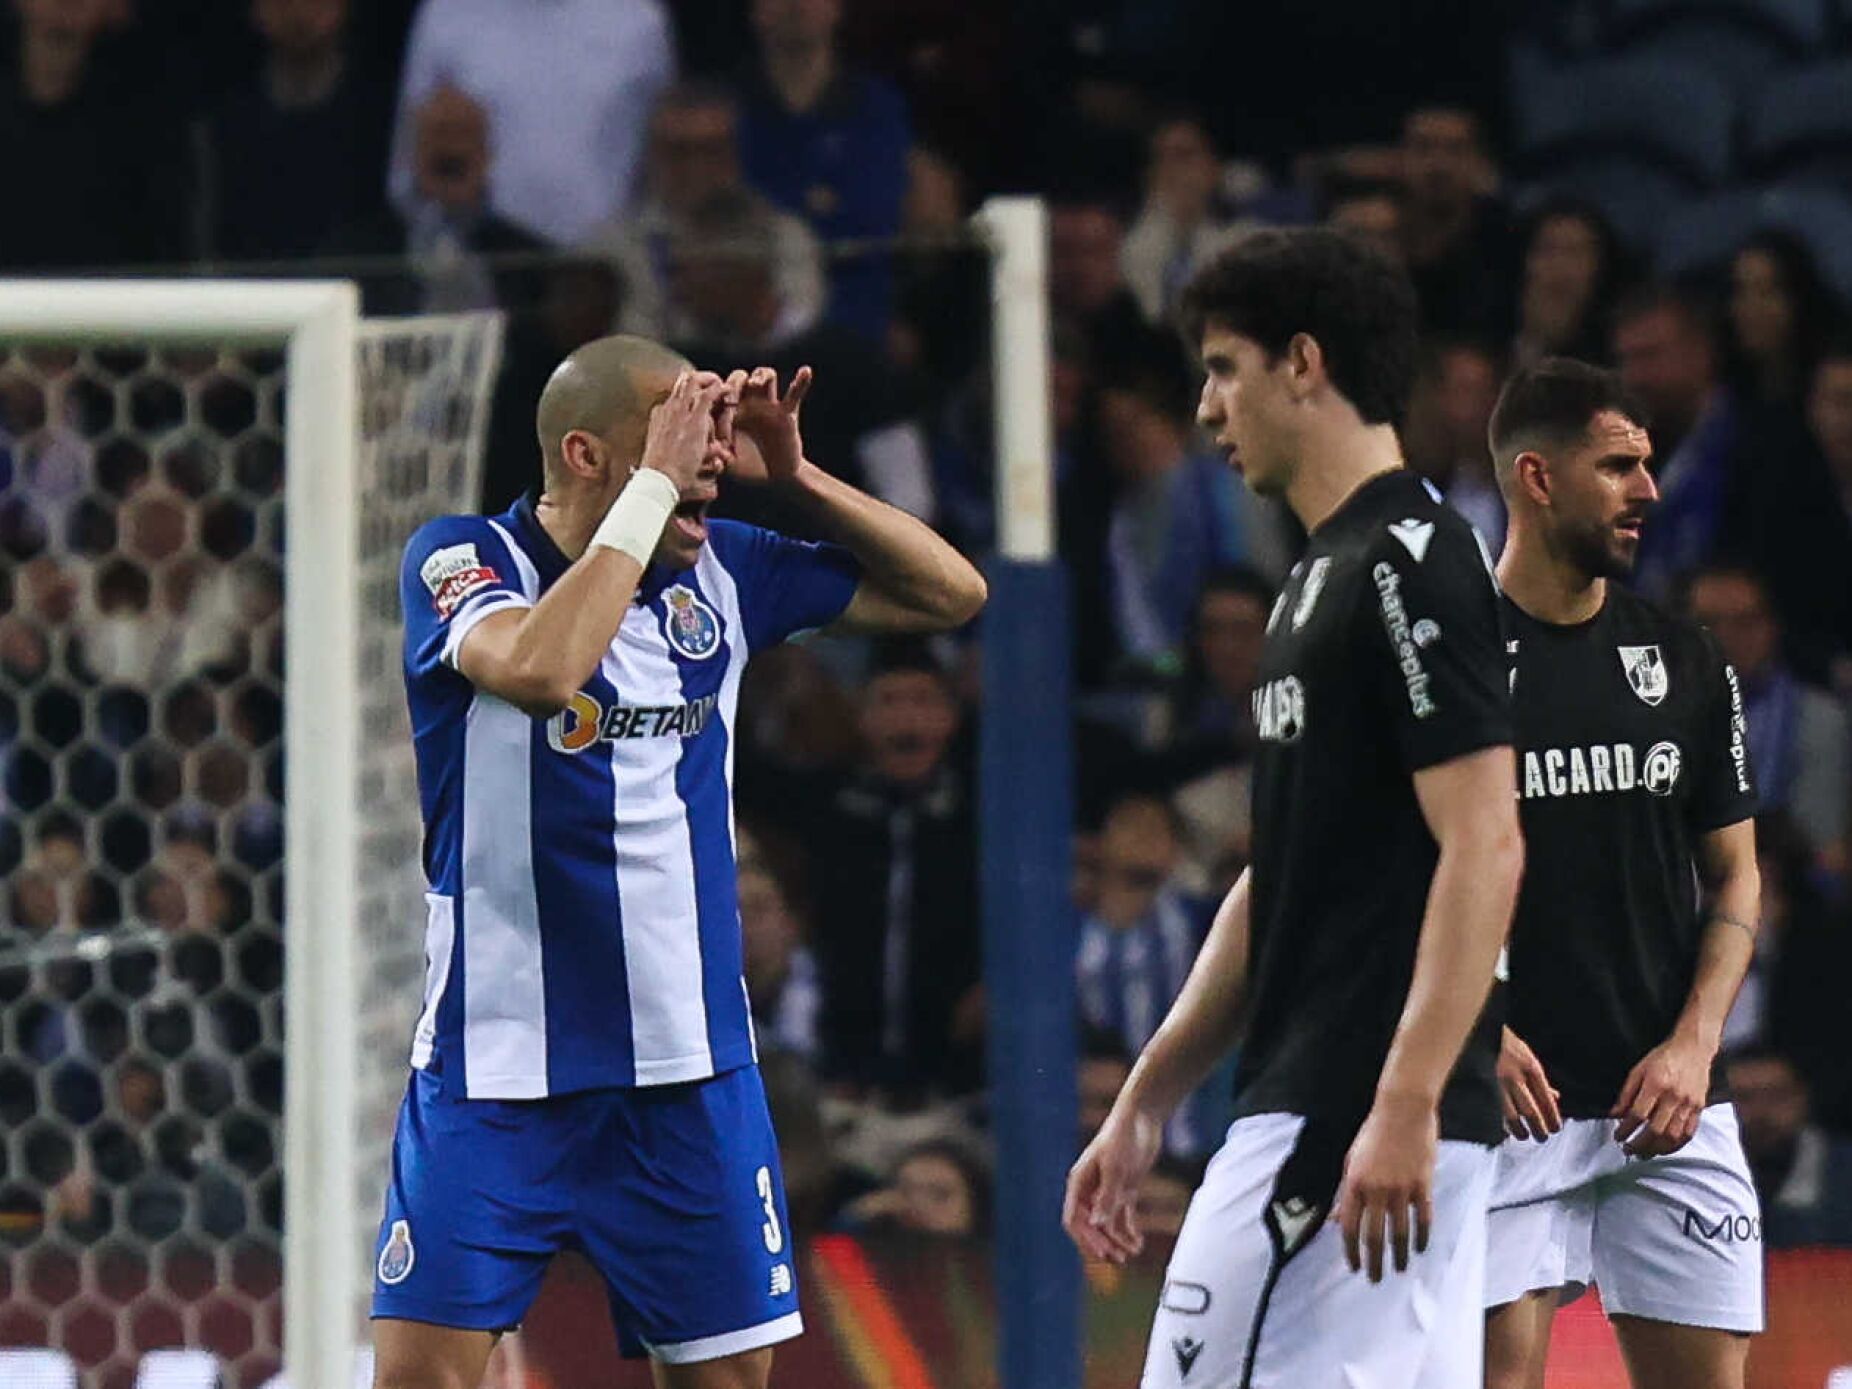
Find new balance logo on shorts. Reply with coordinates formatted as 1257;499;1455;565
769;1262;793;1297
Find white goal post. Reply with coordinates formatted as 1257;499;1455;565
0;281;500;1389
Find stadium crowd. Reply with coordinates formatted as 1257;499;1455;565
4;0;1852;1378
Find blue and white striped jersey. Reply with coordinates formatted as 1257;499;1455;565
399;493;861;1098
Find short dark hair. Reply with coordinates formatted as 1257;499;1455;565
1178;227;1419;426
1486;357;1648;475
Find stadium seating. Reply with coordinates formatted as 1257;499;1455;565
1512;56;1737;244
1606;0;1827;93
1745;60;1852;188
1513;58;1735;188
1655;184;1852;297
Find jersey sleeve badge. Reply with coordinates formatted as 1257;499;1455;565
420;542;501;620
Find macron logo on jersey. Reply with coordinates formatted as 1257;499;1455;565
1388;517;1435;563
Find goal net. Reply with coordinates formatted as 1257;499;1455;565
0;284;501;1389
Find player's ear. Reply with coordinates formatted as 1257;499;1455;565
1284;333;1322;401
1515;450;1552;506
557;428;605;482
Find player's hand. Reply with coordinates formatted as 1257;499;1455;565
640;370;730;493
1334;1093;1437;1282
1062;1104;1162;1265
1611;1033;1711;1157
1498;1027;1563;1141
730;365;812;486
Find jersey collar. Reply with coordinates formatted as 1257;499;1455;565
507;489;692;605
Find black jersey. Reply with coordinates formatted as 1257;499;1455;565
1234;471;1513;1146
1503;587;1756;1117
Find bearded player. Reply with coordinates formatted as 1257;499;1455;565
1483;358;1761;1389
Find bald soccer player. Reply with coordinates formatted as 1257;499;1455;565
371;338;986;1389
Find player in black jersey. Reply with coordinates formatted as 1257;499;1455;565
1481;359;1762;1389
1063;228;1523;1389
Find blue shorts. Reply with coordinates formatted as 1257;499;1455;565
370;1064;802;1363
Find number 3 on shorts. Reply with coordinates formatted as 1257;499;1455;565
756;1165;784;1254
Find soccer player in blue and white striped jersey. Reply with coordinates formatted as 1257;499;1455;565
370;336;986;1389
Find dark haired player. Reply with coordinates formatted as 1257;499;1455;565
1064;228;1523;1388
1481;359;1761;1389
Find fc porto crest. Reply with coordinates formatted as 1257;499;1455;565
663;585;721;660
1618;644;1668;706
377;1219;415;1286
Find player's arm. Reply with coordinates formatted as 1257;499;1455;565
458;372;728;715
1612;818;1760;1157
731;366;986;632
1062;869;1253;1264
1338;520;1521;1282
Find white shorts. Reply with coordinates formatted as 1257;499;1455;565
1484;1102;1763;1332
1143;1111;1495;1389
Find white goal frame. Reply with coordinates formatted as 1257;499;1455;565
0;280;362;1389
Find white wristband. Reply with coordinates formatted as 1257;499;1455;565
590;468;680;565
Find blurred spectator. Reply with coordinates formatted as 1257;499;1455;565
806;639;980;1101
1403;336;1505;549
480;250;628;510
844;1135;991;1238
1120;115;1248;327
1723;812;1852;1125
206;0;392;262
1614;288;1852;656
1510;197;1627;369
7;817;113;934
1724;230;1841;417
58;1053;247;1242
1686;567;1850;874
1809;341;1852;538
1727;1047;1852;1247
1398;106;1513;338
737;0;911;341
588;82;824;344
889;145;988;397
0;0;188;269
735;643;862;794
1096;351;1280;675
1075;793;1214;1155
329;84;547;315
1049;196;1158;377
389;0;674;244
739;861;820;1062
1324;181;1405;266
1150;567;1274;886
670;189;936;528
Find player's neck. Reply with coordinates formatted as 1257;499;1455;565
533;489;602;563
1497;535;1606;626
1288;423;1405;533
